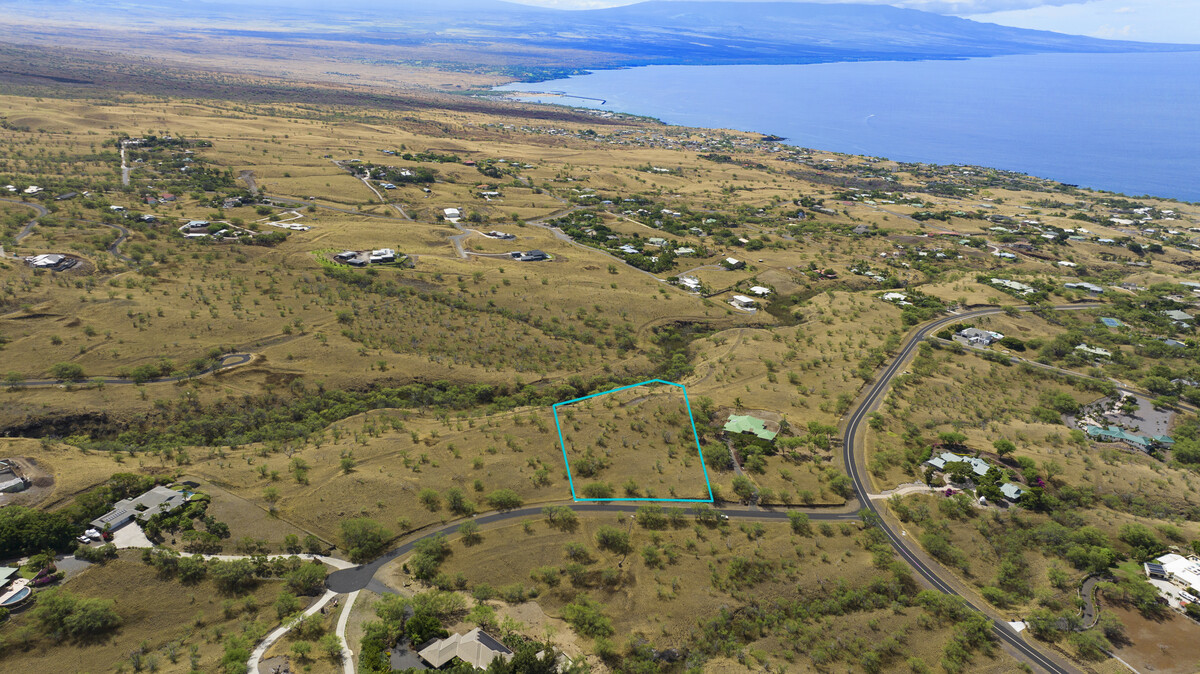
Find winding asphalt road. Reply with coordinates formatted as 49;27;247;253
6;352;252;388
322;303;1100;672
2;197;49;241
843;304;1099;674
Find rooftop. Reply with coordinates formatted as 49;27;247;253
723;415;777;441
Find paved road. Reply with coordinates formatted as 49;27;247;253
843;304;1097;674
7;352;252;388
325;502;856;593
3;197;49;242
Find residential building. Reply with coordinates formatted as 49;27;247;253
514;250;548;262
958;328;1003;346
369;248;395;263
1164;309;1194;324
27;254;66;269
730;295;757;310
674;247;696;256
618;244;640;255
724;257;744;269
679;277;702;292
1000;483;1026;502
89;485;190;531
418;628;513;670
1075;344;1112;358
1084;425;1173;450
1065;282;1104;294
749;286;772;296
443;208;461;220
925;452;990;478
723;415;778;441
1099;317;1123;328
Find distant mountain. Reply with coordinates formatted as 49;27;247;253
3;0;1195;72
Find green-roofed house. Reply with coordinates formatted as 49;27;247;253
724;415;778;442
1084;425;1172;450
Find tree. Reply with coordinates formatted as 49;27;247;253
937;431;968;448
32;588;121;640
594;526;632;555
788;511;812;536
542;506;578;531
485;489;522;511
458;521;482;546
49;362;85;382
731;475;757;502
446;488;476;516
275;591;301;619
319;633;343;662
285;563;327;596
341;518;392;563
562;594;614;637
339;456;356;474
406;612;448;644
210;559;258;594
992;438;1016;458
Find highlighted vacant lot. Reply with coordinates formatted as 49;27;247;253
552;379;714;502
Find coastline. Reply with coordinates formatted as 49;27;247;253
490;53;1200;204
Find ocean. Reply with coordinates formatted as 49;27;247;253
494;52;1200;202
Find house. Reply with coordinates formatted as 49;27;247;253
881;292;908;304
1144;561;1168;580
679;277;702;292
748;285;771;296
1084;425;1172;450
1149;554;1200;592
109;205;126;212
418;628;513;670
334;251;359;262
1065;282;1104;294
1057;261;1077;267
723;415;777;441
27;254;66;269
618;244;640;255
443;208;461;220
159;192;176;202
724;257;745;270
514;250;548;262
730;295;757;310
989;278;1034;294
674;247;695;256
486;231;515;240
1075;344;1112;358
0;460;29;494
852;225;871;235
925;452;990;478
1164;309;1193;324
1164;339;1187;348
958;328;1003;346
647;237;667;247
23;185;42;194
56;192;79;201
89;485;190;531
1000;483;1026;502
1099;317;1123;328
369;248;395;263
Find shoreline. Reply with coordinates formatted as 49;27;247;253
489;54;1200;205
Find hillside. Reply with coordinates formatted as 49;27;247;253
0;0;1194;79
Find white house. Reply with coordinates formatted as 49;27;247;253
679;277;702;292
27;254;65;268
724;257;745;269
443;208;461;220
730;295;757;310
749;286;772;296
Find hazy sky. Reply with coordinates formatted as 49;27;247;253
507;0;1200;44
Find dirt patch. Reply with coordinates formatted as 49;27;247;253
1107;599;1200;674
0;456;54;507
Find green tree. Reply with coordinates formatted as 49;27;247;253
341;518;392;563
285;563;327;596
49;362;85;382
485;489;522;511
992;438;1016;457
594;526;632;555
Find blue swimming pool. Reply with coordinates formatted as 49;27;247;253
1;587;30;606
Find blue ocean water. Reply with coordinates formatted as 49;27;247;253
495;52;1200;202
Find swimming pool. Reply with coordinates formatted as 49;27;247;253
0;586;30;606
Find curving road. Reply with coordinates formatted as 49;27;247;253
319;303;1100;673
843;304;1098;674
326;502;857;593
2;197;49;242
6;352;252;388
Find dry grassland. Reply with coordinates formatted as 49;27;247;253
0;554;286;674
